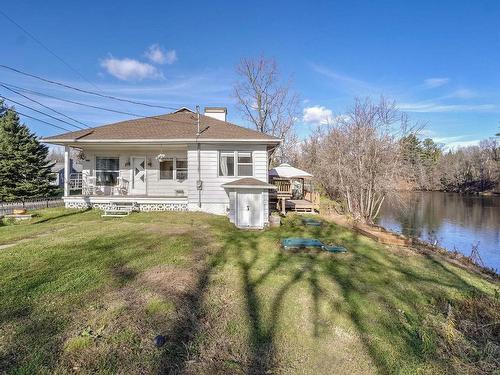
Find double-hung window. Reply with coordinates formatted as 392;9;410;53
219;151;253;177
219;152;235;177
159;158;174;180
159;158;188;181
95;157;119;186
237;152;253;176
175;159;188;181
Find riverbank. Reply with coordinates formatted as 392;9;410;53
322;211;499;278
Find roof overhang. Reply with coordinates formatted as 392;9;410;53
40;138;282;146
222;178;277;190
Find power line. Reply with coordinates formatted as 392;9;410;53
0;9;101;91
13;110;71;132
0;94;85;130
1;84;87;129
0;82;197;127
0;64;178;110
0;81;166;118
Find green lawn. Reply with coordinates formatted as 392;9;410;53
0;208;498;374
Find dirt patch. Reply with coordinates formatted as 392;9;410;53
144;223;213;236
144;224;192;236
138;265;198;297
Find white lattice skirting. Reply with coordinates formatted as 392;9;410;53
65;201;188;212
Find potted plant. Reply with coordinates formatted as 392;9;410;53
269;211;281;227
156;154;169;162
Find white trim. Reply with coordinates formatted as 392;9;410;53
157;156;188;182
94;155;120;189
130;156;147;195
217;150;255;178
223;184;276;189
63;146;70;197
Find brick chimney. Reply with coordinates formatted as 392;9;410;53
204;107;227;122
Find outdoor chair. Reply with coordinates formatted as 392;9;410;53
114;176;129;196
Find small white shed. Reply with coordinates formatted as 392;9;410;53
222;177;276;229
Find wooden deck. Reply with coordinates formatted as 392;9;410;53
285;199;315;212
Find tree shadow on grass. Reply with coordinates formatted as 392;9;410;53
215;214;491;374
0;231;144;373
157;229;227;374
218;224;327;374
33;208;91;225
321;226;490;373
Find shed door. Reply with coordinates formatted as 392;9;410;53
237;192;263;228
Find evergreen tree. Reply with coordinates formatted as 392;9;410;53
0;101;55;203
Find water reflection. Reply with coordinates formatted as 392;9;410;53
377;192;500;271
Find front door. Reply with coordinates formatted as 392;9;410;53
131;157;146;194
237;192;263;228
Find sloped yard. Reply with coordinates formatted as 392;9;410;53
0;208;498;374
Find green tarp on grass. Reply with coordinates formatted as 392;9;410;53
281;238;347;253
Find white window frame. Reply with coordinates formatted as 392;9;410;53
159;157;188;181
175;158;188;181
236;151;253;177
95;156;120;186
218;151;253;177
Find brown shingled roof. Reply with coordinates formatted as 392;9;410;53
41;110;280;144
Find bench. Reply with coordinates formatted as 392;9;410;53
101;202;137;217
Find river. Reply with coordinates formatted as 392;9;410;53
376;191;500;272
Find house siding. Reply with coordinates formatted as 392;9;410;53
186;143;269;221
76;143;270;225
80;149;189;197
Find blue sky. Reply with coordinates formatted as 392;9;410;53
1;0;499;148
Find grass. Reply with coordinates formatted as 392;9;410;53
0;208;498;374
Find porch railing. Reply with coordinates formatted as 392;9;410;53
69;173;83;190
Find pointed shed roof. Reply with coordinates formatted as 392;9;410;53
269;163;313;179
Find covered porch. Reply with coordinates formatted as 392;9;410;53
269;164;320;214
61;145;189;211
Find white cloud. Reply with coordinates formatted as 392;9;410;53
303;106;333;125
100;57;163;81
433;136;480;150
310;63;379;95
164;50;177;65
423;77;450;88
145;44;177;65
447;88;477;99
398;102;496;113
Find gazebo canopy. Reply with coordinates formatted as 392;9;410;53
269;163;313;179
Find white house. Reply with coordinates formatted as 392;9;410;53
41;107;280;228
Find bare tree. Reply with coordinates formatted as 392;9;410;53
233;56;299;165
301;97;413;223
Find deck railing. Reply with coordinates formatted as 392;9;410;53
272;178;292;198
304;190;321;210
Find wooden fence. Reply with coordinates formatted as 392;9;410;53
0;197;64;216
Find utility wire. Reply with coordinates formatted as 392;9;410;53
0;9;102;91
0;64;178;110
14;110;71;132
0;94;85;130
0;81;197;127
1;84;88;129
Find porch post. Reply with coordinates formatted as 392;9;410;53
64;146;70;197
